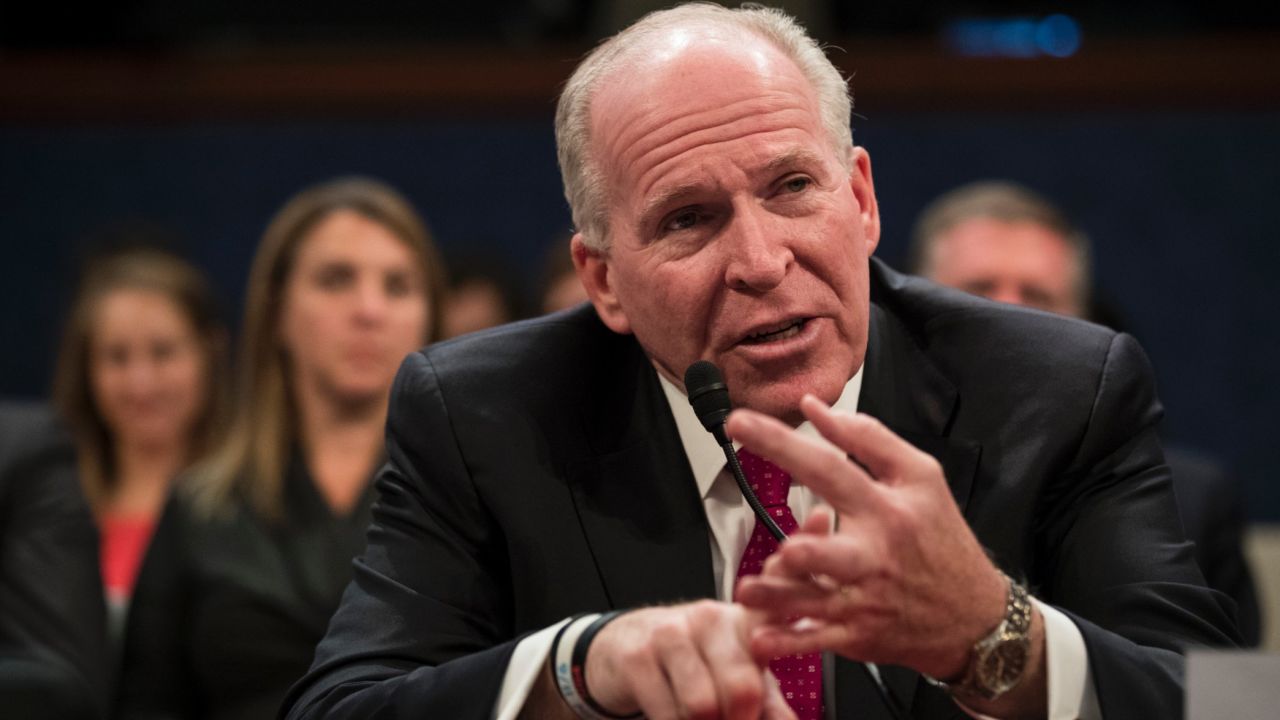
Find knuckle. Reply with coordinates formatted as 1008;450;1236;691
687;599;727;625
917;453;944;479
785;539;820;570
684;692;720;720
650;616;687;650
722;672;764;712
617;641;652;669
880;495;921;536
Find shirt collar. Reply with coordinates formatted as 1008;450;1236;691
658;366;865;500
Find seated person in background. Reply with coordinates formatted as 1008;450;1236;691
115;177;446;719
441;256;524;338
907;179;1261;645
284;5;1237;720
52;247;229;637
538;235;589;314
0;400;107;719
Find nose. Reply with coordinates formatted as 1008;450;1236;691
989;284;1025;308
124;354;159;393
353;276;389;325
723;205;791;292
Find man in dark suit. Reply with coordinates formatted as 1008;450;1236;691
283;5;1238;719
0;401;107;719
907;179;1261;645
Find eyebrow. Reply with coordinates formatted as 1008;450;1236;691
638;147;829;222
760;148;827;177
639;181;707;226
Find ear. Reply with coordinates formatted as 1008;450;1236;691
847;146;880;256
571;234;632;335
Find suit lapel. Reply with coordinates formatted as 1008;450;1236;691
858;303;980;511
565;341;716;610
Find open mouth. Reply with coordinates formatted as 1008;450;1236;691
740;318;809;345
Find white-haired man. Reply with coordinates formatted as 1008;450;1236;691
284;5;1237;720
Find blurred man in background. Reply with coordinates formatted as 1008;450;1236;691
909;179;1260;645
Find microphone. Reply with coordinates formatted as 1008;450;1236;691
682;361;910;720
684;360;786;542
684;360;732;445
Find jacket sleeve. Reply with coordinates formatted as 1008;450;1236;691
281;350;522;720
1036;332;1240;718
0;442;108;720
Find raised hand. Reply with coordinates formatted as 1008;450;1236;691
726;394;1010;681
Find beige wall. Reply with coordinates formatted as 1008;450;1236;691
1245;524;1280;650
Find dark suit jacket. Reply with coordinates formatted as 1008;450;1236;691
1164;445;1260;646
0;401;107;720
282;259;1238;720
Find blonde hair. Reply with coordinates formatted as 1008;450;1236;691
191;177;446;522
555;2;853;251
53;247;229;511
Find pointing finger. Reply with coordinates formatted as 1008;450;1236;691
726;408;874;510
799;395;926;484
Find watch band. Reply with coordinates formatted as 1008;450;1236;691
937;573;1033;702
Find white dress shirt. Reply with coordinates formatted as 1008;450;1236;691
493;370;1100;719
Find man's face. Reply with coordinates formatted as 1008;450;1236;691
573;33;880;425
925;217;1083;317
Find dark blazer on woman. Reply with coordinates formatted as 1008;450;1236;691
116;458;374;720
0;401;106;720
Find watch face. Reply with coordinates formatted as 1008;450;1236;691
980;637;1029;694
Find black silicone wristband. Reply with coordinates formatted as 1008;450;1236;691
570;610;641;719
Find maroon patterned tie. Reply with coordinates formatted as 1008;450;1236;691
733;448;824;720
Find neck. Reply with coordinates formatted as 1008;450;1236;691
105;440;187;518
294;389;388;514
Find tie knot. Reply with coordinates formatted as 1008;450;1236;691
736;448;791;507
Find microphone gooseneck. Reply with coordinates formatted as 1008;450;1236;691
683;361;785;544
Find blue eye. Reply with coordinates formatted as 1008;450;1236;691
665;209;700;233
781;176;811;193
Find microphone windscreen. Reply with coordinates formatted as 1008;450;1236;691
684;361;731;433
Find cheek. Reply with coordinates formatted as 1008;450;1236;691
390;300;430;348
170;355;207;408
89;365;125;412
621;261;708;329
281;296;328;355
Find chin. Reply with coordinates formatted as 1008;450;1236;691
331;378;393;405
733;385;807;425
732;370;848;426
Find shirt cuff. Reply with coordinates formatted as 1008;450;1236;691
493;618;572;720
1037;599;1101;720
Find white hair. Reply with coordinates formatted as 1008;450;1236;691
555;2;854;251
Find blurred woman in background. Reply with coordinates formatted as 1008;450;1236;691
53;247;229;633
116;177;445;719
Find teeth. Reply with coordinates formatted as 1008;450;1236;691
745;319;804;343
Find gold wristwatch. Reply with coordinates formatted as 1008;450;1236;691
939;574;1033;702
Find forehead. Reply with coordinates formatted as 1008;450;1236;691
296;210;414;267
936;218;1077;277
589;31;827;207
92;288;190;339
